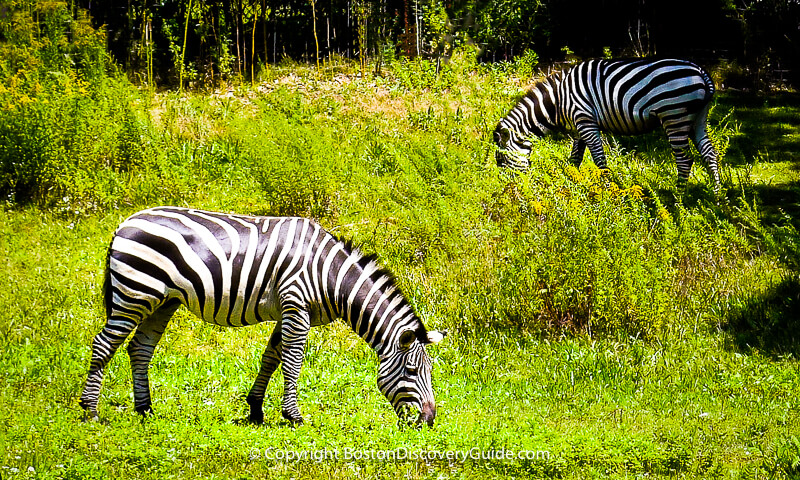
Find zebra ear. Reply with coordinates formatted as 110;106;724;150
426;330;446;345
398;330;417;349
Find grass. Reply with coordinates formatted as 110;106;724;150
1;20;800;477
0;218;798;478
716;92;800;232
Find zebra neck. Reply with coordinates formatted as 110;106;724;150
323;246;411;358
543;75;564;129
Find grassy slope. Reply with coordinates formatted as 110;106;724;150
1;65;799;479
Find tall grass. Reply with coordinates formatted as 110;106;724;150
1;31;796;338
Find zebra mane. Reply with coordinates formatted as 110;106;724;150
527;70;561;93
334;237;429;339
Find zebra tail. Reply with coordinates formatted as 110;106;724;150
102;235;114;321
700;68;716;103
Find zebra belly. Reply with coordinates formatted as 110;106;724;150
178;283;332;327
161;285;282;327
190;285;284;327
595;107;661;136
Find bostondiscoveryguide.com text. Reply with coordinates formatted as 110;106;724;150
249;447;551;464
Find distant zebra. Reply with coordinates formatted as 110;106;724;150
494;58;720;191
79;207;446;426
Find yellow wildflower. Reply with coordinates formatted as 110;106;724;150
586;164;603;183
625;185;644;200
657;207;671;223
531;200;543;216
565;165;583;183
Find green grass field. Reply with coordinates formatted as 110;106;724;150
1;59;800;479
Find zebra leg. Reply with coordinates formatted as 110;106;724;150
127;302;179;416
246;320;283;424
79;318;139;421
278;299;311;425
691;107;721;194
569;138;587;166
666;130;694;191
693;134;720;195
575;122;608;171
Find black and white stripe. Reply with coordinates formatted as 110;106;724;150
494;58;720;191
79;207;445;426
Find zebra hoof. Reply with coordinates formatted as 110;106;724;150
249;411;264;425
82;411;100;423
135;404;154;417
246;396;265;424
282;410;304;426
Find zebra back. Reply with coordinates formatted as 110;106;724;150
107;207;434;351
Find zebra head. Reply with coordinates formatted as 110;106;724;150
494;78;560;171
494;122;533;170
377;328;446;427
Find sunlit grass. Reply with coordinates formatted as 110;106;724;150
2;50;800;479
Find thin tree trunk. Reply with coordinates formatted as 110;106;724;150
251;0;257;83
311;0;319;69
235;0;242;77
262;0;267;64
180;0;193;92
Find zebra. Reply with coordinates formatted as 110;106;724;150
494;58;720;192
79;206;446;427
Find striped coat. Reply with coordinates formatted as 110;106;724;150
80;207;445;426
494;58;720;191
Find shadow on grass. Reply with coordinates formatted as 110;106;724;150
749;183;800;231
722;274;800;358
617;93;800;358
717;91;800;166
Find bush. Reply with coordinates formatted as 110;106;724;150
0;1;135;210
390;57;456;92
478;158;673;336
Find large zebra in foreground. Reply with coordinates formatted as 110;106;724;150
494;58;720;191
80;207;446;426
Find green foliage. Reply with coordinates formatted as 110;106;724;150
512;49;540;80
475;160;667;336
253;152;339;220
773;435;800;477
0;2;111;81
471;0;545;54
389;57;457;92
474;49;541;86
0;1;129;210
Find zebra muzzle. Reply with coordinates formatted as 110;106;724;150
417;402;436;427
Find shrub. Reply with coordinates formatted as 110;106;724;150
480;160;673;337
390;57;456;92
0;1;135;210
